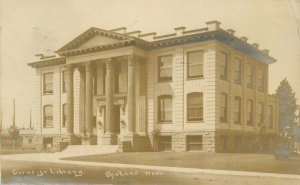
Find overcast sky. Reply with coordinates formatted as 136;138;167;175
1;0;300;128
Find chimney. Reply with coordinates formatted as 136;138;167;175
240;37;248;42
252;43;259;49
262;49;269;55
109;27;127;34
206;20;221;31
227;29;235;35
174;27;186;36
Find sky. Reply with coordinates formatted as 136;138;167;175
0;0;300;128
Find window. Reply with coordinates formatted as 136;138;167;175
28;139;32;143
187;50;204;78
102;65;106;95
220;52;228;80
158;136;172;151
258;102;264;126
234;58;242;85
234;96;241;124
62;104;67;127
62;70;68;93
43;72;53;94
258;68;265;91
268;105;273;129
246;63;253;88
114;62;121;93
187;135;203;151
220;93;228;122
187;92;203;121
43;105;53;128
158;95;172;122
158;55;172;81
247;100;254;126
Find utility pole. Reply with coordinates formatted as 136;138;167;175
12;99;15;131
29;109;32;129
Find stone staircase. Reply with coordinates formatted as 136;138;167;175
60;145;118;157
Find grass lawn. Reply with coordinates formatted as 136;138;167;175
63;152;300;175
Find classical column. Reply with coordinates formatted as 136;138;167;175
127;55;136;133
67;64;75;134
85;62;93;135
78;66;85;134
105;58;114;134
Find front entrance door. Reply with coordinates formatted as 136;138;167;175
113;105;121;133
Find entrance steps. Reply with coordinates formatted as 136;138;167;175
61;145;118;157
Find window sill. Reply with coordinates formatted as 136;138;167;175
43;127;54;129
157;80;173;84
43;93;53;96
187;76;204;81
186;120;204;123
157;122;173;124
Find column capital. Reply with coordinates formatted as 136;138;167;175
104;57;112;64
77;64;85;74
85;61;93;72
64;64;75;71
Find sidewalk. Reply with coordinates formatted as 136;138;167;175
2;152;300;180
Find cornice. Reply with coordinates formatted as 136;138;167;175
28;57;66;68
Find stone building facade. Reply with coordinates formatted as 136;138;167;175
28;21;279;152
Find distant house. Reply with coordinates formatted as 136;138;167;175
28;21;279;153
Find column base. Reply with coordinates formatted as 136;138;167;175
81;134;97;145
98;133;118;145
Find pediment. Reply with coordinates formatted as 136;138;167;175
78;34;119;49
57;27;132;53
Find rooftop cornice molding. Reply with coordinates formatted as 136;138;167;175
28;57;66;68
33;21;276;67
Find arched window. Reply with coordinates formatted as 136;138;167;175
258;102;264;126
158;95;172;122
43;105;53;128
220;93;228;122
247;100;254;126
187;92;203;121
234;96;241;124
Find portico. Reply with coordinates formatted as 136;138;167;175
65;53;145;148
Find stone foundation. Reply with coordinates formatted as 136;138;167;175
99;133;118;145
171;131;215;152
215;130;279;153
118;134;152;152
